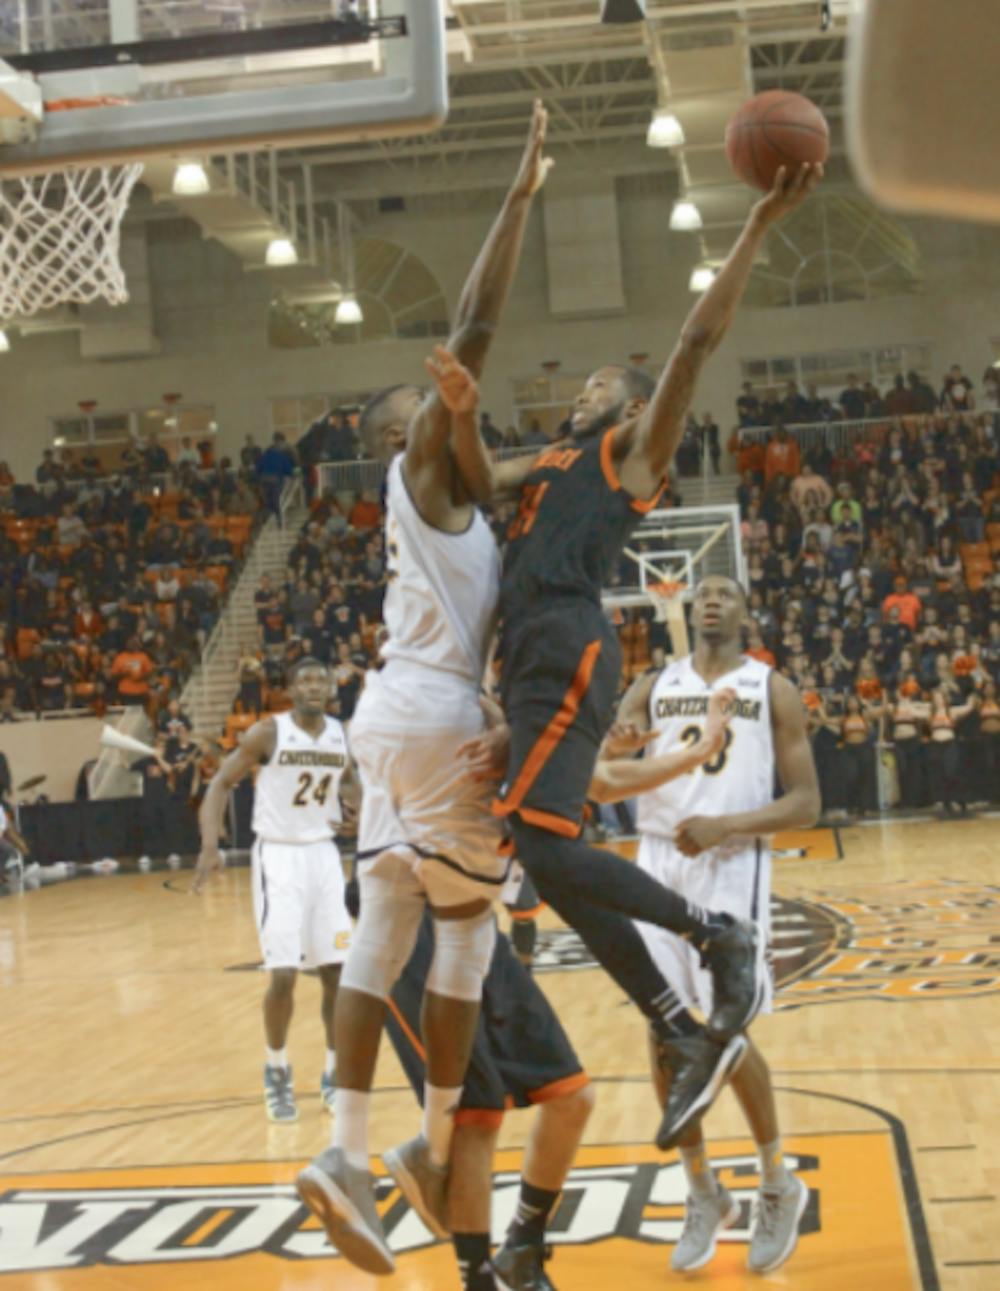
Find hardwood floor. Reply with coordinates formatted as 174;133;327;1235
1;818;998;1289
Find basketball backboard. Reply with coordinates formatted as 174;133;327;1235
0;0;447;174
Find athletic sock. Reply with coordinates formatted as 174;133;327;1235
507;1181;560;1247
423;1083;462;1168
758;1137;792;1190
324;1049;336;1078
526;871;699;1035
679;1142;718;1199
649;984;701;1040
453;1232;494;1290
265;1046;288;1070
332;1089;370;1168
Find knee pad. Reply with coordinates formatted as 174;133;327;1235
426;906;497;1002
339;883;424;1001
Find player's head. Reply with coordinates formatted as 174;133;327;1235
690;575;747;645
288;657;332;716
359;384;426;463
570;365;654;439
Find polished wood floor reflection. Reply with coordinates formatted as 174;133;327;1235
2;818;999;1289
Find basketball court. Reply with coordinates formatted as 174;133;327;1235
2;818;998;1289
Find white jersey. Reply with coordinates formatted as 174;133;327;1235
637;655;775;847
380;454;500;687
252;711;348;845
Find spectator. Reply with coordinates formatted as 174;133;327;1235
349;490;382;531
839;373;866;420
177;437;200;467
790;460;833;517
256;432;296;515
699;413;721;474
907;369;938;413
940;363;975;412
522;418;547;447
479;411;503;450
111;636;155;707
763;426;801;484
736;381;761;427
883;374;915;417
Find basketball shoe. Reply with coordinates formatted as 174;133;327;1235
655;1032;748;1150
701;918;762;1039
296;1146;395;1275
263;1065;298;1123
747;1175;808;1273
671;1182;741;1272
382;1135;449;1239
493;1239;557;1289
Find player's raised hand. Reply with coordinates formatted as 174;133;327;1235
191;844;224;894
425;345;479;415
511;99;554;198
751;161;822;227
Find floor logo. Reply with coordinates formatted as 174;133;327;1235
778;877;1000;1008
0;1135;918;1289
533;877;1000;1008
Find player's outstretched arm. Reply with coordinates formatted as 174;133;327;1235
675;674;820;857
619;164;822;500
406;102;552;511
591;688;735;802
192;720;275;893
424;345;493;504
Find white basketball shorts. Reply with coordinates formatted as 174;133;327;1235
635;833;774;1018
349;667;506;909
251;837;352;970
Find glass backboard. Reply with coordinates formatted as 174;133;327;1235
0;0;446;173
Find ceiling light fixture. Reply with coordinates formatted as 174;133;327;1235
670;199;703;231
266;238;298;267
647;110;684;149
335;295;363;325
334;202;363;325
172;162;210;196
689;264;716;293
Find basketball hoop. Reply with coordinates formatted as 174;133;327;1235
0;97;142;322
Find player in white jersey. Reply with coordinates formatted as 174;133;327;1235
596;575;821;1277
193;658;353;1124
296;104;554;1278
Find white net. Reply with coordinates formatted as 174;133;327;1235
0;163;144;320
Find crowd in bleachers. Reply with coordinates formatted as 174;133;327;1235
0;436;264;722
733;368;1000;816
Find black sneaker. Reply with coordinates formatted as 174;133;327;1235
701;918;762;1040
493;1240;557;1290
655;1032;748;1151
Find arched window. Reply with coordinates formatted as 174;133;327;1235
747;193;923;307
268;239;449;348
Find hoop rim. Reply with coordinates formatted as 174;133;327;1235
45;97;132;112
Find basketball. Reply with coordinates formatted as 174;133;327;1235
725;90;829;192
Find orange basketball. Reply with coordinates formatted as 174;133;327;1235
725;91;829;192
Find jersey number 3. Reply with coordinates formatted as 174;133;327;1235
680;725;733;775
293;772;333;807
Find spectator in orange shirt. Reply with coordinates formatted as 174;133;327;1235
111;637;155;706
855;657;883;702
764;426;801;484
74;602;104;639
746;625;776;667
349;489;382;531
730;429;766;479
882;576;922;631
